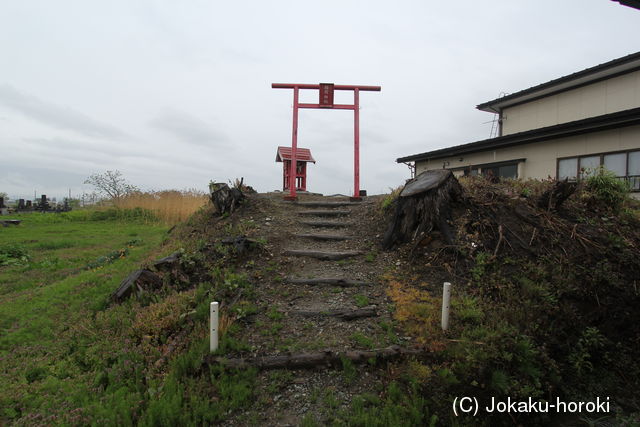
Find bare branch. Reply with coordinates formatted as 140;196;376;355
84;170;138;203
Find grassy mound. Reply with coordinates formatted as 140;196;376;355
386;176;640;425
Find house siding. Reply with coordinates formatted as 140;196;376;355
501;70;640;135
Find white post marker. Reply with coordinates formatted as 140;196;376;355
210;302;219;352
441;282;451;331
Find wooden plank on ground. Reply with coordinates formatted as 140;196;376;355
286;277;372;287
290;307;378;320
207;345;431;370
300;221;352;228
283;249;361;260
298;210;351;216
295;201;360;207
294;233;352;241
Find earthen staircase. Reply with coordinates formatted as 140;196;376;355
281;198;378;321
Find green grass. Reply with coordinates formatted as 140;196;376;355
0;211;169;423
0;212;164;296
354;294;370;308
351;332;375;349
1;211;261;425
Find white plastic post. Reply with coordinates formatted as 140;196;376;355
441;282;451;331
210;302;219;352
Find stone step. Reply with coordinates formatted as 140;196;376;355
286;277;372;287
299;221;353;228
294;233;352;241
298;210;351;217
283;249;362;260
295;201;361;208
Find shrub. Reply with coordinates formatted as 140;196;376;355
584;167;630;211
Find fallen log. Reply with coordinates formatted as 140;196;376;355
291;307;377;320
286;278;371;287
207;345;429;370
284;249;362;260
111;269;163;302
382;170;463;249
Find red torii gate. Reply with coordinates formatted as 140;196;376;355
272;83;381;200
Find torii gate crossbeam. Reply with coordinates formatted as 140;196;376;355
272;83;381;201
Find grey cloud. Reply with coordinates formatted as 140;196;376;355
149;109;227;147
0;84;126;139
23;137;120;157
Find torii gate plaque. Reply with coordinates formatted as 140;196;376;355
272;83;381;201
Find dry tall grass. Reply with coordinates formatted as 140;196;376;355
118;190;209;224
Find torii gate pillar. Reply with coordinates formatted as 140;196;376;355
272;83;381;201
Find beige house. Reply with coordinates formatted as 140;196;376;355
397;52;640;194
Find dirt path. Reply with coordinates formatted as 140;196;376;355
225;194;403;425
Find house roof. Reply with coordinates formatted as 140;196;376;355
396;107;640;163
477;51;640;113
612;0;640;10
275;146;316;163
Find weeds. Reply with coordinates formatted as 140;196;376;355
351;332;375;349
340;356;358;384
333;381;436;426
118;190;208;225
0;243;30;266
365;251;377;262
584;166;630;212
471;251;491;282
84;248;129;270
353;294;369;307
378;186;403;212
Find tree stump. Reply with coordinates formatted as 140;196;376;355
382;170;463;249
537;178;577;211
209;182;244;215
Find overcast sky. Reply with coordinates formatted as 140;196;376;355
1;0;639;200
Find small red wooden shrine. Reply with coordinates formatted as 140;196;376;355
275;146;315;191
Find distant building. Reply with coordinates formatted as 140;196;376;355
397;52;640;194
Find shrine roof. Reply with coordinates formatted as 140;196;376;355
276;146;316;163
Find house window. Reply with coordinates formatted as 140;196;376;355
558;158;578;180
603;153;626;176
579;156;600;178
482;163;518;180
557;150;640;191
463;167;479;176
